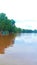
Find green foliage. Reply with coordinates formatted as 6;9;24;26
0;13;22;33
22;29;33;33
11;19;15;26
0;13;15;32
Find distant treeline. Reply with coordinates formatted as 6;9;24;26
22;29;37;33
0;13;37;34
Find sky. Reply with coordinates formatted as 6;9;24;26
0;0;37;29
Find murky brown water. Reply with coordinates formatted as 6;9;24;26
0;33;37;65
0;34;15;54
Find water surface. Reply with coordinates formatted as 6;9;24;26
0;33;37;65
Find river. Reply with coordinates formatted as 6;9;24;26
0;33;37;65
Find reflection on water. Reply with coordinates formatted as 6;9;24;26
0;34;15;54
0;33;37;65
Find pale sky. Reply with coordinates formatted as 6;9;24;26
0;0;37;29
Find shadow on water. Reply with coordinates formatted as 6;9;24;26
0;34;16;54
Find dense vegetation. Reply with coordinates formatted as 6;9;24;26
22;29;37;33
0;13;22;34
0;13;37;34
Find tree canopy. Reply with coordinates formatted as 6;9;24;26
0;13;37;34
0;13;15;32
0;13;22;34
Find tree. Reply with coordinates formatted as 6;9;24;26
0;13;23;33
0;13;12;32
11;19;15;26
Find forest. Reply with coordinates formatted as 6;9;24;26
0;13;37;35
0;13;22;34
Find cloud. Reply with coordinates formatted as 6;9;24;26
0;0;37;29
0;0;37;20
